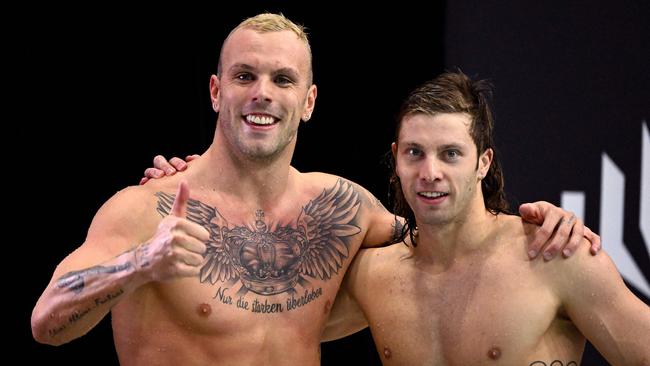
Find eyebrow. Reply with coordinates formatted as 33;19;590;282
437;143;465;151
400;141;424;149
228;63;255;73
399;141;466;151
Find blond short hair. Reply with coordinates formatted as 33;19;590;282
218;13;313;83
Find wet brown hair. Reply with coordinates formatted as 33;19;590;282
389;71;510;246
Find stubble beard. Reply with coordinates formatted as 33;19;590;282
414;182;477;227
234;126;298;163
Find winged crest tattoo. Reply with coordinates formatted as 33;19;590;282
155;179;361;296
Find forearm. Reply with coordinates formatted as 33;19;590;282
362;215;406;249
321;314;368;342
31;247;146;345
321;277;368;342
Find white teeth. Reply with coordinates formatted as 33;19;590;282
419;191;447;198
246;115;275;125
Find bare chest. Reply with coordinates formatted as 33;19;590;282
363;261;564;365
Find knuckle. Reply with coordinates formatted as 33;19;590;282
538;227;552;237
557;224;570;235
546;241;560;251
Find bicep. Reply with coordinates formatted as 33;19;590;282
363;209;404;248
48;188;151;283
558;247;650;365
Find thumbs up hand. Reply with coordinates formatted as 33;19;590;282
135;181;209;282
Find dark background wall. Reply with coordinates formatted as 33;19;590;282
14;2;647;365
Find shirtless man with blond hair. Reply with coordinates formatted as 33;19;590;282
32;14;597;365
325;71;650;365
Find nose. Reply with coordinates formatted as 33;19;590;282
419;158;442;183
251;77;273;104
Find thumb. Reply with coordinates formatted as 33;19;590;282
519;202;543;225
171;181;190;218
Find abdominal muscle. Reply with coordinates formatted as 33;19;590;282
111;279;328;366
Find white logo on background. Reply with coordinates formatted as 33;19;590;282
561;121;649;297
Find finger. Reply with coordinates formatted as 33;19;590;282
153;155;177;176
173;231;208;254
519;202;544;225
144;168;164;179
171;181;189;218
139;177;149;185
176;263;201;278
584;227;602;255
558;215;583;257
181;221;210;242
170;157;188;171
542;212;576;260
180;251;205;267
527;207;561;259
186;154;200;162
562;221;584;257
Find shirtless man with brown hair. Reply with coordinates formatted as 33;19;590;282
324;71;650;365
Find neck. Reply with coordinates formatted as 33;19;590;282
190;132;296;208
412;197;497;267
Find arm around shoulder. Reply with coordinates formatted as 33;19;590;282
321;248;372;342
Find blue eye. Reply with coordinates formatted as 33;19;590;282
406;148;422;157
236;73;254;81
275;75;294;86
445;150;460;160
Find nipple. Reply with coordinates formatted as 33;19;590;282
383;346;392;359
197;303;212;317
487;346;501;360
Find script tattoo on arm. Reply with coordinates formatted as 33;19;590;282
56;262;132;294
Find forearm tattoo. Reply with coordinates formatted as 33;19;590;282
47;288;124;337
57;263;132;294
155;179;362;313
134;243;150;269
391;217;404;244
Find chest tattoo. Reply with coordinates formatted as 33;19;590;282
155;179;361;303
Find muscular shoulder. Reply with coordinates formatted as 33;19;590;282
299;172;398;247
347;244;412;293
541;238;619;292
85;184;165;248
